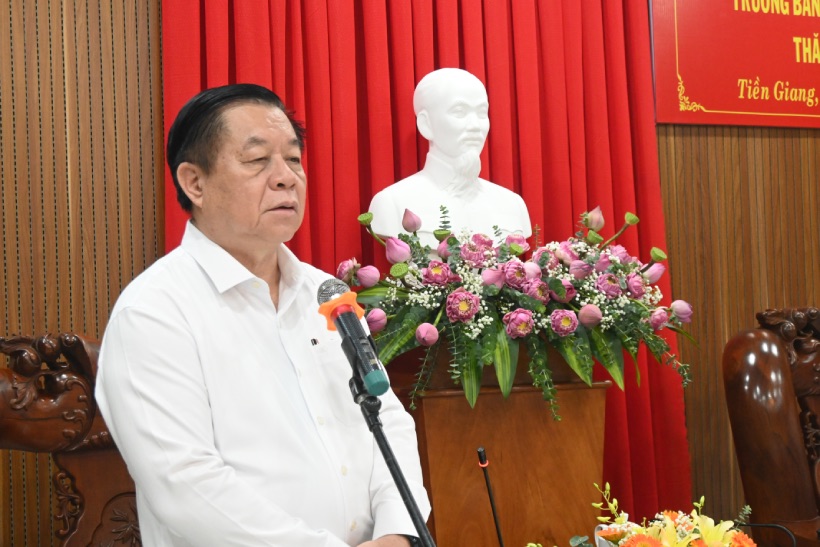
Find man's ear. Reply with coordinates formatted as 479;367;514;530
176;162;205;210
416;110;433;141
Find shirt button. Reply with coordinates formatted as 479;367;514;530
350;520;357;531
341;465;348;476
251;280;261;288
317;416;325;425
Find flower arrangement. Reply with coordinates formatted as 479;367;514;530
336;206;694;413
585;483;755;547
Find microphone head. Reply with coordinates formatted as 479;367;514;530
317;278;351;305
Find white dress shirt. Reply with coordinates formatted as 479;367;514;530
96;222;429;546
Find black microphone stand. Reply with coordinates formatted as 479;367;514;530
348;376;436;547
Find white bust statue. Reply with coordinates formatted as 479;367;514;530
368;68;532;249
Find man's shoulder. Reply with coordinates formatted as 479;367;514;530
110;248;203;313
297;260;335;288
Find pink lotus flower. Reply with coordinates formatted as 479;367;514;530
460;237;492;268
356;265;380;288
402;209;422;232
437;239;451;259
596;273;622;298
578;304;603;328
366;308;387;332
643;263;666;284
415;322;439;346
481;267;505;288
421;261;453;285
503;308;534;338
532;247;559;272
471;233;494;247
670;300;693;323
336;258;359;283
505;233;530;253
445;288;481;322
584;206;605;231
569;260;593;280
649;308;668;330
385;237;412;264
551;309;579;337
625;273;645;298
549;279;577;303
524;279;550;303
503;260;528;289
609;244;634;263
555;241;579;264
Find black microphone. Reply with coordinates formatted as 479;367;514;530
316;279;390;396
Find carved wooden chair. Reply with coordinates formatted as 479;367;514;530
723;308;820;547
0;333;139;546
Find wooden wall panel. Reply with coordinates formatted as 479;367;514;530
0;1;163;545
658;124;820;521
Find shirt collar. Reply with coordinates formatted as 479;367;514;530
180;221;305;304
181;222;256;293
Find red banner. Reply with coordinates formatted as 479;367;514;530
653;0;820;127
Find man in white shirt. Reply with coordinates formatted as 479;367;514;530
368;68;531;248
96;84;430;546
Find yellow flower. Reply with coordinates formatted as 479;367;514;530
645;515;695;547
691;512;737;547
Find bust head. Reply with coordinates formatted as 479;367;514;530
413;68;490;162
368;68;531;247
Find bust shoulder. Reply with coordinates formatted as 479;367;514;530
475;178;527;209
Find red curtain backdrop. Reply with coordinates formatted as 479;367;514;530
161;0;692;519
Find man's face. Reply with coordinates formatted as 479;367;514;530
424;79;490;159
192;103;306;254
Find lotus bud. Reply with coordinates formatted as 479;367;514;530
625;212;639;225
650;247;668;262
578;304;603;328
670;300;693;323
523;262;542;280
366;308;387;333
569;260;593;280
436;239;451;259
583;206;605;231
481;267;505;288
643;263;666;284
357;212;373;226
402;209;422;233
415;323;439;346
356;265;380;288
649;308;669;331
385;237;412;264
595;254;612;272
335;258;359;283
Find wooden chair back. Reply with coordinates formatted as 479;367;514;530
0;333;139;546
723;308;820;547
